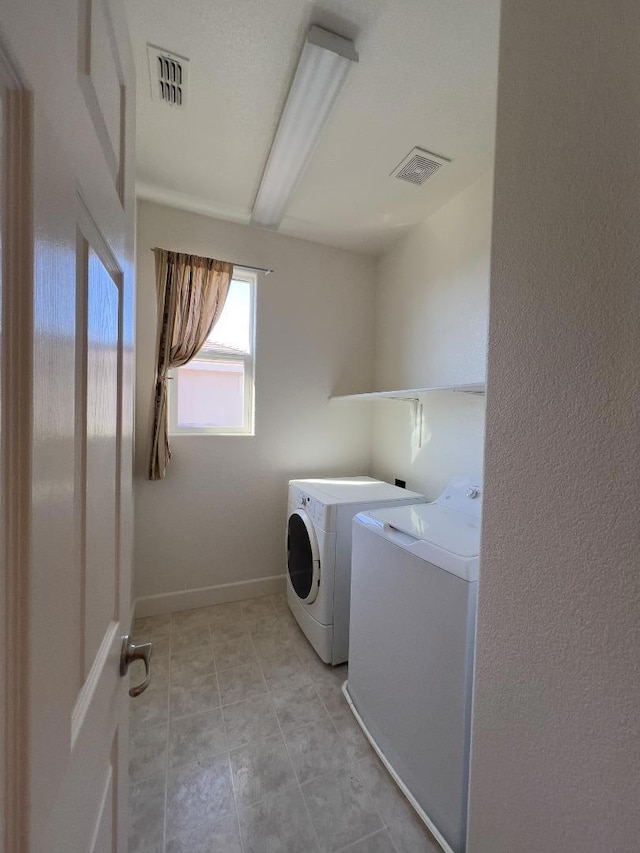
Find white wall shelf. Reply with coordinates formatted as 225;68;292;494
330;384;485;448
329;383;485;402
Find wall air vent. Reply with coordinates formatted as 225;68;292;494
391;147;450;186
147;45;189;108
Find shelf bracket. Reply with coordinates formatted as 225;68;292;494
390;396;424;447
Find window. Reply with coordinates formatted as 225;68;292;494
169;271;256;435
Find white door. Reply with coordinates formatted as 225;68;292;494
1;0;136;851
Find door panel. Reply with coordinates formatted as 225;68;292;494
89;765;115;853
0;0;135;850
84;242;120;675
79;0;128;194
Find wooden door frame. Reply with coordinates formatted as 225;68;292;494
0;35;33;853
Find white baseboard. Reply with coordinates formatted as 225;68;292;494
134;574;286;618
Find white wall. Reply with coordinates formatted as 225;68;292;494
135;201;375;611
370;172;493;497
467;1;640;850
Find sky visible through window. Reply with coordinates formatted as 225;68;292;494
207;279;251;353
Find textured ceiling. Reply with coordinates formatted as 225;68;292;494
125;0;500;255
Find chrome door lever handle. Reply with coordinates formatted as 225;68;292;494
120;635;153;698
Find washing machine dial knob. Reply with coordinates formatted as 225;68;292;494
466;488;480;499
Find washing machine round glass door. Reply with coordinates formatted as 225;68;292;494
287;510;320;604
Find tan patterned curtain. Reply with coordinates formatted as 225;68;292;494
149;249;233;480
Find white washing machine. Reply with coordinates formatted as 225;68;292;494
286;477;425;664
344;476;482;853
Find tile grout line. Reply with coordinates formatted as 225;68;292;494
165;614;239;850
210;620;246;853
265;604;393;849
266;598;389;849
215;600;283;852
248;601;324;853
270;608;387;851
335;826;396;852
161;618;174;853
314;678;402;852
129;617;170;853
241;601;310;851
243;603;362;790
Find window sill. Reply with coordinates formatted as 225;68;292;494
170;429;255;437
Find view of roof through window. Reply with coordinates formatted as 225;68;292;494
206;279;251;353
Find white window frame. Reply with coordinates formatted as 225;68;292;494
168;269;256;436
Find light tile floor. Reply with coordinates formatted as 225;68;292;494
128;593;441;853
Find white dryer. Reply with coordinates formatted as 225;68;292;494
286;477;425;665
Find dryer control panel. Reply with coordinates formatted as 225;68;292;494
297;492;313;509
291;487;329;530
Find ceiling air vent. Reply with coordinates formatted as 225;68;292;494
147;45;189;108
391;147;450;186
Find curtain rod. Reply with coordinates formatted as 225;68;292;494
234;262;273;276
151;249;273;275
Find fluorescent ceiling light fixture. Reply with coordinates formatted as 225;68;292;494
250;25;358;230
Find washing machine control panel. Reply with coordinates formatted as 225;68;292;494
436;476;483;517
